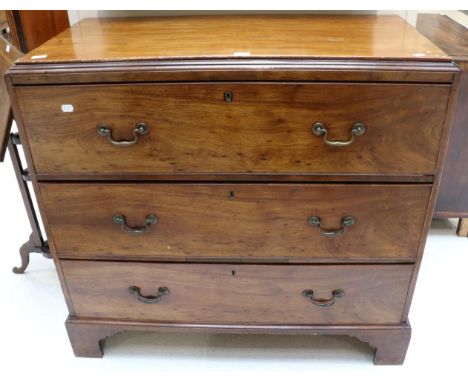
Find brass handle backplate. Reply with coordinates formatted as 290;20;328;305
129;286;169;304
302;289;344;307
113;213;158;234
312;122;365;147
308;216;356;237
97;122;149;147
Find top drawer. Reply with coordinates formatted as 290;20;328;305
16;83;450;177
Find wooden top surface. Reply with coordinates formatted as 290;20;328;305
416;14;468;60
18;15;449;64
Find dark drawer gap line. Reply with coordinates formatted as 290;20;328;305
38;179;434;185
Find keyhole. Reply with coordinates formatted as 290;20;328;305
224;91;233;102
232;270;236;276
229;191;236;199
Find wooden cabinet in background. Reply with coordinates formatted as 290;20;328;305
417;13;468;237
5;10;69;53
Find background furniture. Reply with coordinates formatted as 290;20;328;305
1;35;52;273
417;13;468;237
0;10;68;272
4;10;68;53
5;15;458;365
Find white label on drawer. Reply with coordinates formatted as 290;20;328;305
233;51;251;56
31;54;48;59
5;44;10;53
413;53;426;57
61;104;74;113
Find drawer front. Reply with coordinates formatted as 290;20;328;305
62;261;413;325
18;83;449;176
40;183;430;261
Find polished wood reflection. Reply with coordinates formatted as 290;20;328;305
19;15;448;64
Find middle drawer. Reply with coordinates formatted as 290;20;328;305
40;183;430;262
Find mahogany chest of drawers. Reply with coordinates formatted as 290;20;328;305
4;15;460;365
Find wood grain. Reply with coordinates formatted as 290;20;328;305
62;261;413;325
399;62;462;321
17;83;450;176
3;14;458;364
416;15;468;218
0;35;22;161
416;14;468;60
7;59;458;85
5;11;69;53
17;15;448;64
40;183;431;261
65;316;411;364
434;62;468;216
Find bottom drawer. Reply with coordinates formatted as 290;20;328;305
62;261;413;325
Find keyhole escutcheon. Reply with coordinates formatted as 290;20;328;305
224;91;233;102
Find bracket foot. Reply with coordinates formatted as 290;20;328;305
65;316;411;364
